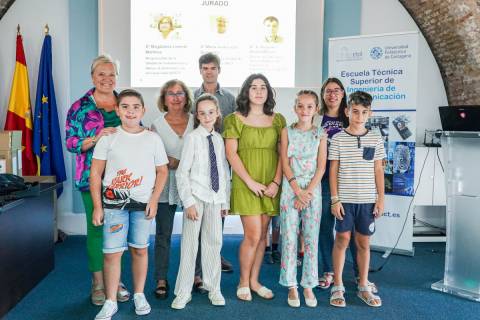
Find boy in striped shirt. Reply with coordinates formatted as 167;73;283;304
328;91;385;308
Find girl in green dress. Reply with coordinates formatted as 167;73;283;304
223;74;286;301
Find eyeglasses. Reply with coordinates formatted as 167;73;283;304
166;91;186;98
325;88;343;96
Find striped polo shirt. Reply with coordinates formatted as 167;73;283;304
328;129;385;203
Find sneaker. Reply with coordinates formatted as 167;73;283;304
264;251;274;264
171;294;192;310
271;250;281;264
133;293;151;316
95;299;118;320
208;291;226;306
193;281;208;294
221;256;233;273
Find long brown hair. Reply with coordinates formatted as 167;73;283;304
236;73;276;117
320;77;349;126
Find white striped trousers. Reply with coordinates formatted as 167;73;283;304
174;196;223;296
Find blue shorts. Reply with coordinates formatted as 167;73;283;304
335;203;376;236
103;208;152;254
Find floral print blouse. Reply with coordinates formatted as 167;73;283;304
65;88;114;191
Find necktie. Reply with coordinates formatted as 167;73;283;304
207;134;219;192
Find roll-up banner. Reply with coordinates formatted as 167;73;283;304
329;32;419;255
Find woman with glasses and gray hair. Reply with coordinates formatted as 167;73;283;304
151;79;195;300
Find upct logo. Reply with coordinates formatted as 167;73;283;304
369;46;383;60
337;46;362;62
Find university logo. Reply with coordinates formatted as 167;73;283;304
369;46;383;60
336;46;362;62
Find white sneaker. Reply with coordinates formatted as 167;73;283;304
95;299;118;320
133;293;151;316
171;294;192;310
208;291;226;306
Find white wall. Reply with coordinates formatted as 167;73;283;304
0;0;74;218
361;0;448;143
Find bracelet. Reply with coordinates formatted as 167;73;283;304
91;136;97;145
288;177;296;183
331;195;339;201
271;180;280;187
331;200;341;206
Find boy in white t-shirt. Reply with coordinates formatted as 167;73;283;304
328;91;385;308
91;89;169;320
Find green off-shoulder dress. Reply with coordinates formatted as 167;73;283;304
223;113;286;216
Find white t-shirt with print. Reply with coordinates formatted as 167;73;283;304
93;126;168;209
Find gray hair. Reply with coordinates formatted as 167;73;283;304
90;54;119;76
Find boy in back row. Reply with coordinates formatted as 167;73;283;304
328;91;385;308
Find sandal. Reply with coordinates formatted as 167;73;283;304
330;285;346;308
357;285;382;307
236;286;252;301
91;283;106;306
252;286;274;300
154;280;169;300
355;276;378;294
317;272;334;289
117;282;130;302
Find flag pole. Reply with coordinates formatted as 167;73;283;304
44;24;49;35
17;24;20;35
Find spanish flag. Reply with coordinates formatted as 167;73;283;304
4;33;37;176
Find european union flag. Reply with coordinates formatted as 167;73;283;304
33;33;66;196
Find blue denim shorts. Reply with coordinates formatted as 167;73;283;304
103;208;152;253
335;203;376;236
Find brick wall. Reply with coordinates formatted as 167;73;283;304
400;0;480;105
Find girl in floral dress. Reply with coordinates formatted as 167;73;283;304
279;90;327;308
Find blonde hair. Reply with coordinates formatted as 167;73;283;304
90;54;119;76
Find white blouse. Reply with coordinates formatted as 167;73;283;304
175;126;230;210
151;112;194;204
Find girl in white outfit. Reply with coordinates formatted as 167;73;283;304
172;93;230;309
